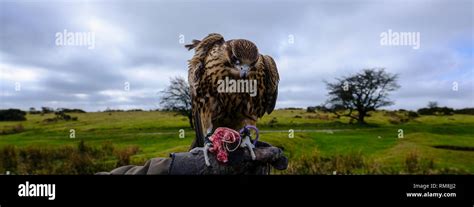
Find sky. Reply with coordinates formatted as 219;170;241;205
0;0;473;112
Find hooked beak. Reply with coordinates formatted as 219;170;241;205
237;64;250;78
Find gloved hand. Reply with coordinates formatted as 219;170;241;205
224;141;287;170
96;142;288;175
170;143;288;175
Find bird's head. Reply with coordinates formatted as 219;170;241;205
226;39;259;78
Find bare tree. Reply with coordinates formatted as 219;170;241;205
324;68;400;125
159;76;193;129
428;101;438;109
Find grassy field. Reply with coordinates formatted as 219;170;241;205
0;110;473;174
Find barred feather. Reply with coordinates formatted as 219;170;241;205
186;33;279;149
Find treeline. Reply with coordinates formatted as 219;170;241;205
0;107;86;122
417;107;454;115
29;107;86;114
414;101;473;115
453;108;474;115
0;109;27;121
104;108;144;112
104;108;191;112
306;105;474;116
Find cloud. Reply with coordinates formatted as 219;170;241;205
0;0;472;111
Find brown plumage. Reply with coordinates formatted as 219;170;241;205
186;33;279;148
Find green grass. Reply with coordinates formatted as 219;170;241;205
0;110;473;174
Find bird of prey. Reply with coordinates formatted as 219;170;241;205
185;33;279;149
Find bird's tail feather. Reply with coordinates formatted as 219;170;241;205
190;110;204;149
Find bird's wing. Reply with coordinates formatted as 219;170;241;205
187;33;225;98
260;55;279;115
186;33;225;149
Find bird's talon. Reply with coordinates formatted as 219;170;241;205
241;136;256;160
203;143;211;167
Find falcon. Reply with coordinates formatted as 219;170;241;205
185;33;279;149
